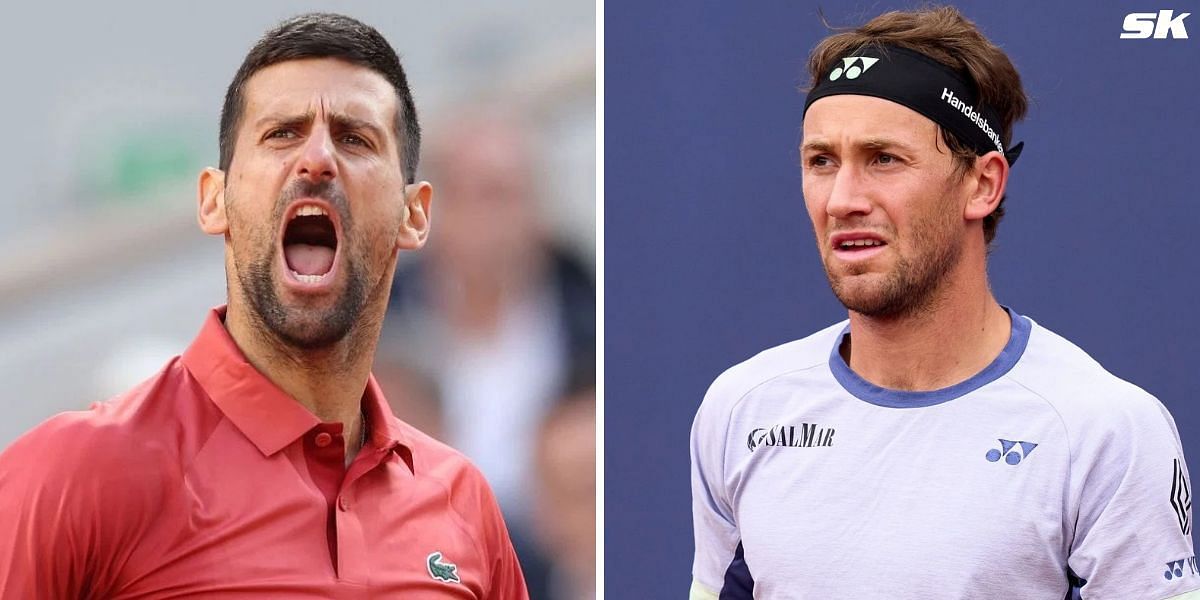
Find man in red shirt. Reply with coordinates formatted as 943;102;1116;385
0;13;528;599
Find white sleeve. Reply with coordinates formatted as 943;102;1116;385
1067;393;1199;599
690;376;743;598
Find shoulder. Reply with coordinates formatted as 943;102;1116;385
0;358;190;509
392;418;511;540
1006;317;1176;441
386;419;525;593
696;321;844;425
397;418;487;488
0;358;193;582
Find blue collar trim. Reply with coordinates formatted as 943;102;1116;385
828;307;1031;408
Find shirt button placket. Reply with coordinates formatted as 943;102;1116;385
335;489;366;585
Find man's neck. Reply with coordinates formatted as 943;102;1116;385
223;301;383;463
842;274;1011;392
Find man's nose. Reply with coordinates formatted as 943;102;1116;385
295;127;338;183
824;164;872;219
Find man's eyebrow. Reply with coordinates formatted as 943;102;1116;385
861;137;914;152
254;112;314;131
800;140;833;154
328;114;387;141
252;112;387;141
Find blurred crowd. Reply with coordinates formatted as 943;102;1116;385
375;114;596;599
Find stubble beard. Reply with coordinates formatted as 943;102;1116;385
824;209;963;320
229;181;370;350
242;251;367;350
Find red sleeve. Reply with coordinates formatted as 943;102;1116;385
446;461;529;600
485;506;529;600
0;412;162;599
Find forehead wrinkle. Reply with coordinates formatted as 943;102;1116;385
804;120;931;151
252;105;386;133
245;74;392;126
805;97;937;146
801;137;915;154
239;61;400;163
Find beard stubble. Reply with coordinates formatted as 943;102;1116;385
824;197;963;320
229;179;369;350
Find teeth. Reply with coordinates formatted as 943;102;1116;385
293;205;329;219
291;271;326;283
840;239;883;248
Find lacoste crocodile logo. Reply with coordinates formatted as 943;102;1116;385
427;551;461;584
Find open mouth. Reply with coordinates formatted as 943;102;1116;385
836;239;886;251
282;204;338;283
830;233;888;259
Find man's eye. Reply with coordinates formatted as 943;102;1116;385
876;153;897;165
808;155;832;167
341;133;368;147
266;129;296;140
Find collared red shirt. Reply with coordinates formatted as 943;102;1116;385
0;307;528;599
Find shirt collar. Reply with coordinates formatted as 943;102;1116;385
362;374;415;472
828;305;1031;409
182;306;412;464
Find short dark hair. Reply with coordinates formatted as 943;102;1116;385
219;13;420;183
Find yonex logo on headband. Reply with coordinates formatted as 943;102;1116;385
829;56;880;81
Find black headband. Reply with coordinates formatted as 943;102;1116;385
804;45;1023;166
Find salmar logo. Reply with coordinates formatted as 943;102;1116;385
427;551;461;584
829;56;879;81
747;423;835;451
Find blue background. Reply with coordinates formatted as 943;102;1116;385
605;1;1200;596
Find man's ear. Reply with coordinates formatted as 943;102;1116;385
198;167;229;235
396;181;433;251
963;151;1008;223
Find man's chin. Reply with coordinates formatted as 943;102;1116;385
829;276;908;318
238;254;368;351
253;287;362;350
266;308;356;350
828;270;884;298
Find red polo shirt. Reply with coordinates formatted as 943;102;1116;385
0;307;528;599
